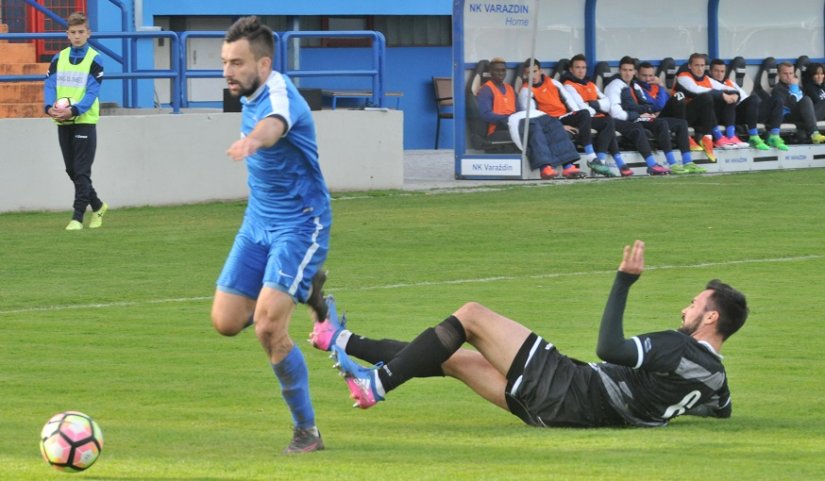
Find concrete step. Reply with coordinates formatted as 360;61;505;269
0;82;44;103
0;103;46;118
0;42;37;63
0;63;50;76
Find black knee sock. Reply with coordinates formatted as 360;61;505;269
377;315;465;393
346;335;409;366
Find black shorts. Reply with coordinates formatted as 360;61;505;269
504;333;625;427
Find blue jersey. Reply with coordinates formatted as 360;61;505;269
239;71;330;225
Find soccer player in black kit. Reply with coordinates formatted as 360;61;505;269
311;240;748;428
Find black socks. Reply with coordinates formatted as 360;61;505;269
376;315;466;393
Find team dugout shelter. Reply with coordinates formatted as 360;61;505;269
451;0;825;180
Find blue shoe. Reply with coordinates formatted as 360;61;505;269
331;346;383;409
309;296;346;351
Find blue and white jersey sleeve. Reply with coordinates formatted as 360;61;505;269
240;71;330;226
260;71;293;134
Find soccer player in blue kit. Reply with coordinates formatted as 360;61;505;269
212;16;331;453
314;240;749;428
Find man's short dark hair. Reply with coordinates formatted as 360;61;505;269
225;16;274;61
705;279;748;340
521;58;541;77
570;53;587;67
710;58;726;68
638;61;654;71
523;58;541;68
619;56;637;68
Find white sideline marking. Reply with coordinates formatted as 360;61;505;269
360;254;824;290
0;296;212;315
1;254;821;315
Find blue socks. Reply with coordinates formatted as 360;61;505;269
611;152;625;167
726;125;736;138
272;345;315;429
681;151;692;164
584;144;595;155
748;128;759;137
664;151;677;166
644;154;657;168
770;128;780;136
711;127;723;140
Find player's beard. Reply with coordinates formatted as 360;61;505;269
227;74;261;98
677;324;696;336
238;76;261;98
677;313;702;336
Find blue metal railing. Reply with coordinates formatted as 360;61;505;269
0;31;181;112
280;30;387;108
1;29;388;113
178;31;281;108
22;0;131;97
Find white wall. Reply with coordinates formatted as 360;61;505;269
0;110;403;213
719;1;824;60
462;0;586;63
461;0;825;65
596;1;707;61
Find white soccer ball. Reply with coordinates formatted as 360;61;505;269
39;411;104;472
54;97;73;109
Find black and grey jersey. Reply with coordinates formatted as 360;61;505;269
593;329;731;427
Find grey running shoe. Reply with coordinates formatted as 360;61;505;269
284;427;324;454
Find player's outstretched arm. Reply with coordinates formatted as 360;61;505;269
226;116;286;161
596;241;645;365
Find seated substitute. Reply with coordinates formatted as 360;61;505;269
772;62;825;144
673;53;745;155
476;57;581;179
707;59;784;151
605;57;702;175
561;53;657;177
312;240;748;429
635;61;722;158
635;61;688;120
516;58;616;178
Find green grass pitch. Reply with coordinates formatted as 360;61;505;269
2;169;824;480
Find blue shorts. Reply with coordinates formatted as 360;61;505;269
216;211;330;303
